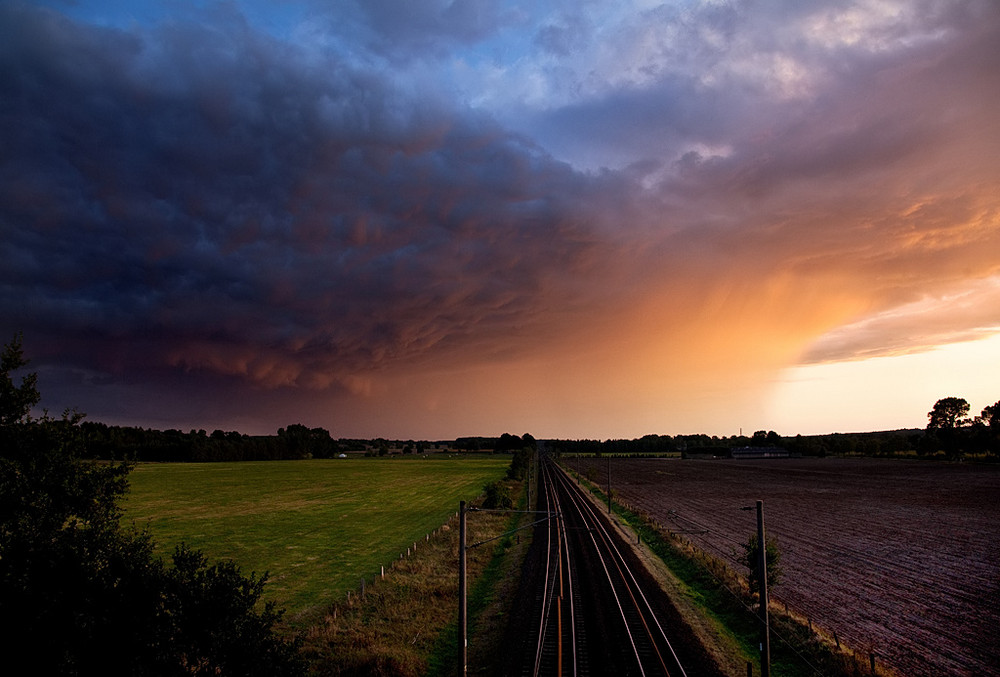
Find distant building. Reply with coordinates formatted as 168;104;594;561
681;446;730;460
729;446;791;459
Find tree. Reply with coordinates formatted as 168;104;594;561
976;400;1000;430
973;400;1000;456
506;446;534;480
163;546;302;675
750;430;781;447
927;397;971;429
495;432;523;452
927;397;973;458
0;332;39;425
0;335;304;675
736;533;783;598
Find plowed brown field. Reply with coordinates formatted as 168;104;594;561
563;457;1000;677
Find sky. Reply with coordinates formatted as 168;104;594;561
2;0;998;440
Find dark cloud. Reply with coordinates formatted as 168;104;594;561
319;0;522;62
2;1;999;437
0;4;624;406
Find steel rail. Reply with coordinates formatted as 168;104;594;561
548;457;688;677
532;465;556;676
528;458;581;676
553;462;650;674
557;470;579;677
559;464;686;676
545;460;578;677
565;468;688;676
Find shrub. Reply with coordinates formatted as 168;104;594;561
482;481;514;510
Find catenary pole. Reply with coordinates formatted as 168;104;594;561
459;501;467;677
757;500;770;677
557;511;563;676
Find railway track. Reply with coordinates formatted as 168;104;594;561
517;456;691;677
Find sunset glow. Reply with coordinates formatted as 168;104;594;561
2;0;998;439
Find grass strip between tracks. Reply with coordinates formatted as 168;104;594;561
563;467;899;677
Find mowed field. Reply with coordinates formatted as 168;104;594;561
564;457;1000;677
123;455;509;624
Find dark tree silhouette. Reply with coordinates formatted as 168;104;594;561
927;397;971;429
736;533;783;599
0;335;304;675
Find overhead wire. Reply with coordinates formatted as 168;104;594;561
568;464;840;676
639;510;832;675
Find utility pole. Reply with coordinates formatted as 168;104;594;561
557;511;563;676
607;456;611;514
527;455;532;511
756;500;770;677
459;501;467;677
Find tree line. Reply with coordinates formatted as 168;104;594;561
549;400;999;460
78;422;346;462
551;431;796;457
75;425;539;462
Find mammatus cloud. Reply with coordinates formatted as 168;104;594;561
0;5;621;386
1;1;998;437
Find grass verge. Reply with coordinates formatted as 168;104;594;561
301;477;531;677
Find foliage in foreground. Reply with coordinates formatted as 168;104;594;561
482;480;514;509
0;334;303;675
736;532;784;597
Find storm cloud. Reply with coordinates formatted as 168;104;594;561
2;0;998;436
1;5;620;383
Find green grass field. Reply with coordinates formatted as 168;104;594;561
122;455;509;624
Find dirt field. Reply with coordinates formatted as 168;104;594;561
564;457;1000;677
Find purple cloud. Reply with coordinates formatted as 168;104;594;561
1;1;998;436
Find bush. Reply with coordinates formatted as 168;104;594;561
482;481;514;510
735;533;783;598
